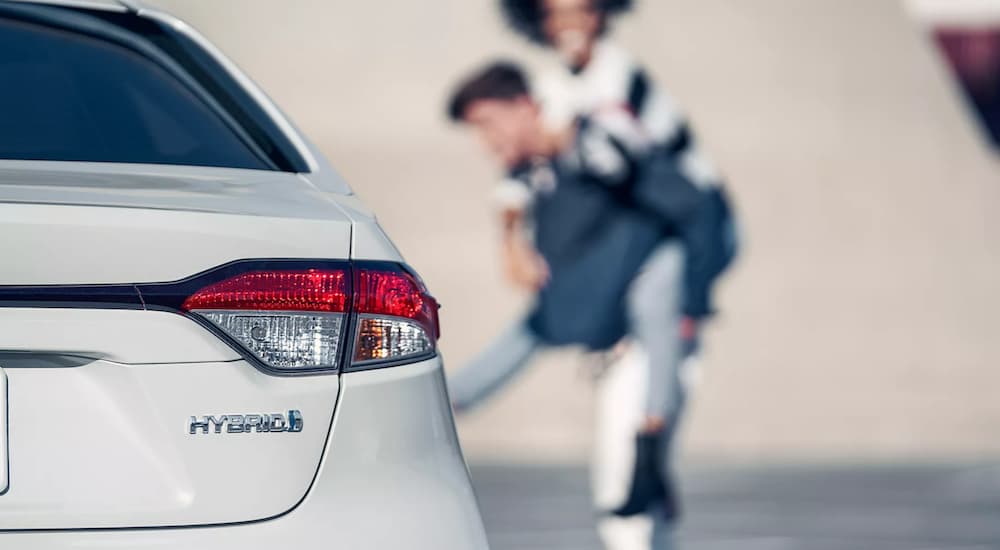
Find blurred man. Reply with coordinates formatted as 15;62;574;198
446;62;732;550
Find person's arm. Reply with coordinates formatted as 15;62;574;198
677;186;738;320
499;207;549;291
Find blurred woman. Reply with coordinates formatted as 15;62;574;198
502;0;721;190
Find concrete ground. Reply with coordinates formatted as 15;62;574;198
470;461;1000;550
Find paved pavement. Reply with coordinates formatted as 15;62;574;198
469;462;1000;550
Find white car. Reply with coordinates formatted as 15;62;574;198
0;0;489;548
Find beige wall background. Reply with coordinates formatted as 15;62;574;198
151;0;1000;463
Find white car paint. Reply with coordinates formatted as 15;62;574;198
0;163;354;285
0;358;489;549
2;359;340;529
0;309;240;363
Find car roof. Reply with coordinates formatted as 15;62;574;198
0;0;132;12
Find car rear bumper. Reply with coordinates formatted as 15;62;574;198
0;357;490;550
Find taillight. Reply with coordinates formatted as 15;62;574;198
178;262;439;373
353;267;439;365
182;269;350;371
180;270;350;312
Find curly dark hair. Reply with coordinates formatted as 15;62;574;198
499;0;634;44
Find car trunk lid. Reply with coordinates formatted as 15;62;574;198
0;162;351;528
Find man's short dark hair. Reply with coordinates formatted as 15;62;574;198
447;61;531;122
499;0;634;45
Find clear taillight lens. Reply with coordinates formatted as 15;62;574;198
181;269;350;372
354;316;433;363
200;312;344;369
180;264;439;372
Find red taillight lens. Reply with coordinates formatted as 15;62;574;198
354;268;440;339
181;270;349;312
353;268;440;365
179;264;438;372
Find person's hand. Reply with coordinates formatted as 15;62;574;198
680;316;702;357
680;316;699;342
504;242;550;291
639;415;667;434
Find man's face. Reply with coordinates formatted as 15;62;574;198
542;0;601;66
464;97;540;169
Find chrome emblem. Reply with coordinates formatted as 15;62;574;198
188;410;303;435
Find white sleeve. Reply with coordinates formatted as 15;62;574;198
577;111;651;186
536;71;578;132
638;87;687;146
492;178;534;211
591;107;654;155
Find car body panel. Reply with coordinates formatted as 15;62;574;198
0;161;346;220
0;164;355;285
0;358;340;529
0;201;353;285
0;309;240;364
0;160;353;528
0;359;489;549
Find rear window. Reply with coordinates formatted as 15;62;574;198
0;15;270;170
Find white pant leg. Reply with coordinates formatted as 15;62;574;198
592;347;681;550
596;513;677;550
592;346;646;512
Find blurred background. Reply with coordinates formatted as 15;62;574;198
149;0;1000;546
